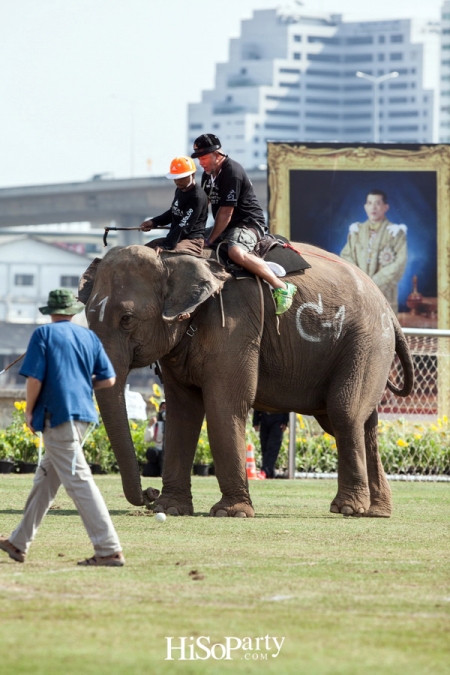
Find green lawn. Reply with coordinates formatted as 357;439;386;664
0;475;448;675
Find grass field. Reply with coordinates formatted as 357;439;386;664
0;475;448;675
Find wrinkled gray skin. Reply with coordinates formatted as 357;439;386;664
79;243;413;518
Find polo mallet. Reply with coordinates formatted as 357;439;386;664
0;353;26;376
103;226;143;247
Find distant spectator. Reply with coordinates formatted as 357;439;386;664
143;401;166;477
253;410;289;479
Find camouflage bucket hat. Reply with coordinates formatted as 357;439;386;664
39;288;85;316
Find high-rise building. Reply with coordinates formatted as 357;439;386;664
188;8;440;169
440;1;450;141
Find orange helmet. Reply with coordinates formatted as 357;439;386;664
166;156;196;179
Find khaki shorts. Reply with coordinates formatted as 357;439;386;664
221;227;259;253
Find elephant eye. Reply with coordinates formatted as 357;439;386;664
120;314;134;329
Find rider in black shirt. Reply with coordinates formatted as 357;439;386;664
140;156;207;255
192;134;296;314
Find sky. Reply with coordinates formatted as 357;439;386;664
0;0;445;187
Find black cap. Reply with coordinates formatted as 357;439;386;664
191;133;222;158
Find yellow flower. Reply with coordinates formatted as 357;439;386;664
14;401;26;411
201;421;207;432
296;414;306;429
414;433;423;440
152;383;162;397
323;432;332;441
437;418;442;428
396;438;408;448
430;424;438;432
443;415;448;424
149;396;158;408
331;442;337;449
131;422;137;430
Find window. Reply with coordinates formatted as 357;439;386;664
60;275;79;287
306;83;340;91
346;36;373;45
266;95;300;102
293;35;302;42
388;111;419;118
378;35;386;43
308;36;340;44
305;97;339;105
253;137;259;142
390;53;403;61
342;113;371;119
189;123;202;130
279;68;300;74
343;84;371;91
240;67;247;74
305;125;339;133
389;82;408;89
390;34;404;43
14;274;34;286
344;69;372;77
378;54;385;61
344;54;373;63
254;151;259;157
388;125;419;132
280;82;300;88
389;97;407;104
343;126;372;133
307;53;340;62
213;123;220;129
293;53;301;60
266;110;300;116
443;29;450;34
305;112;339;119
343;98;372;106
306;69;340;77
264;123;299;131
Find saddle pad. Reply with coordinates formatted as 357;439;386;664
265;241;311;275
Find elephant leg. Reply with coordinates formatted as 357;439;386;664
314;413;334;436
363;409;392;518
328;410;371;517
153;379;205;516
203;384;255;519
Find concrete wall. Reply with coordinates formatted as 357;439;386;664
0;388;25;428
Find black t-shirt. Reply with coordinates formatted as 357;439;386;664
201;157;267;235
152;183;208;248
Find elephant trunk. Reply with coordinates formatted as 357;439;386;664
95;369;144;506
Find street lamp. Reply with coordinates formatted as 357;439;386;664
356;70;399;143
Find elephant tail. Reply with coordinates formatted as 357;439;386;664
386;319;414;397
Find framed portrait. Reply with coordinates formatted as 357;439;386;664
267;142;450;330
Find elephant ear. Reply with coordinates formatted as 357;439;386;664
162;256;229;321
78;258;101;304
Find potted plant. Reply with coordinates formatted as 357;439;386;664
4;402;39;473
193;423;212;476
0;430;15;473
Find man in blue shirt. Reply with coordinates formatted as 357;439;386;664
0;289;125;567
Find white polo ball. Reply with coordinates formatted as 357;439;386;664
155;512;166;523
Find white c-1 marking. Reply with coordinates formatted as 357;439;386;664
296;294;346;343
88;294;109;322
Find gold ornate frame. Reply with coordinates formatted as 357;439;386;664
268;143;450;330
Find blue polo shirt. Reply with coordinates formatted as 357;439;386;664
19;321;116;432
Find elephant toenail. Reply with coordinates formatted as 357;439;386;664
166;507;179;516
341;506;354;515
330;504;340;513
154;506;164;513
234;512;247;518
215;509;228;517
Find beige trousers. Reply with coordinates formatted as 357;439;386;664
9;420;122;557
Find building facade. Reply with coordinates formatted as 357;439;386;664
188;8;440;169
440;1;450;141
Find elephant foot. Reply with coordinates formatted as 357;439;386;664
330;489;370;517
153;494;193;516
363;501;392;518
209;497;255;518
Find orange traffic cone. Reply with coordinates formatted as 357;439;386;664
246;443;258;480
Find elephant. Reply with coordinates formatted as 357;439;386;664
78;242;413;519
